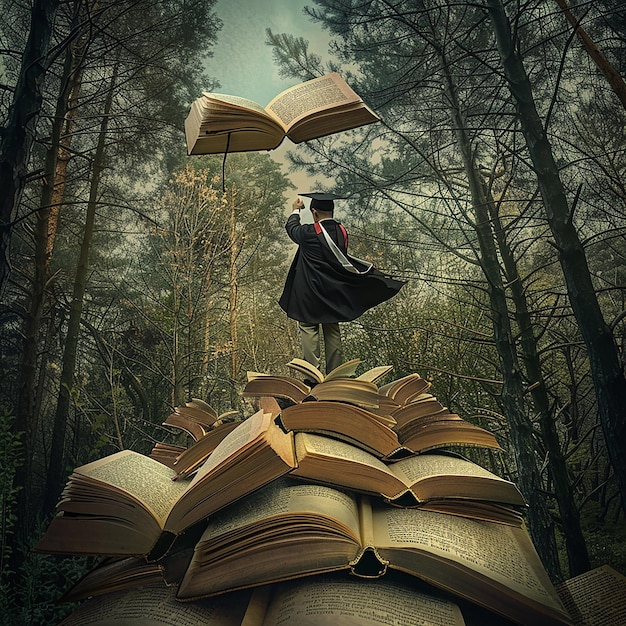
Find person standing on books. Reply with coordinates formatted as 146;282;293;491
279;192;406;377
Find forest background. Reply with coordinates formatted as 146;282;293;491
1;0;626;623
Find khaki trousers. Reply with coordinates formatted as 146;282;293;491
298;322;343;375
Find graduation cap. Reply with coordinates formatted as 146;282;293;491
299;192;344;212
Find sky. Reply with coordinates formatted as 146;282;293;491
209;0;329;105
205;0;332;194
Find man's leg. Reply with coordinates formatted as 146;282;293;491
322;322;343;374
298;322;321;369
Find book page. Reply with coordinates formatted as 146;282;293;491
555;565;626;625
325;358;362;381
197;479;361;544
59;583;251;625
295;432;392;471
390;454;507;484
174;421;241;478
266;73;360;129
204;92;269;118
241;586;273;626
260;575;465;625
356;365;393;383
372;506;562;609
294;433;401;487
74;451;188;526
188;409;267;485
287;357;324;383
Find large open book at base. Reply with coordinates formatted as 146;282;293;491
177;480;571;625
252;575;467;626
59;574;471;626
59;583;253;625
185;73;380;155
35;409;296;557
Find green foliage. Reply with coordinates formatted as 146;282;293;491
0;409;92;624
568;502;626;576
0;542;91;626
584;516;626;574
0;406;22;588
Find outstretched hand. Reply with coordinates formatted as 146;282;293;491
293;198;305;211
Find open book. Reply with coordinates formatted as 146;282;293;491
177;480;571;626
244;374;385;409
243;373;311;405
292;433;525;525
379;372;431;405
286;357;362;384
185;73;380;155
555;565;626;626
35;409;296;557
60;574;469;626
304;377;383;408
160;399;237;442
277;398;501;459
155;398;522;525
37;397;525;560
243;359;392;406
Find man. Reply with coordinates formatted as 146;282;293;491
278;192;405;376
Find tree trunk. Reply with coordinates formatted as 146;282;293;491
201;265;212;400
486;184;590;576
14;4;85;535
228;186;240;408
554;0;626;110
487;0;626;513
0;0;59;299
44;64;117;514
442;59;561;578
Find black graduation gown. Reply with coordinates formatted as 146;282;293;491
278;214;406;324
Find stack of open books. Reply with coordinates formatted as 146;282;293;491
39;359;618;625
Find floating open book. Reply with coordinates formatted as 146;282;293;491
185;73;381;155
